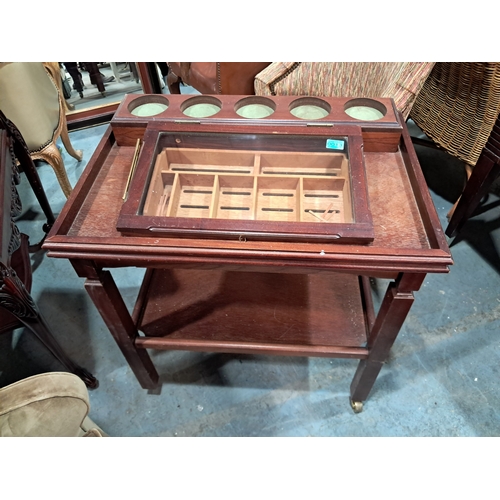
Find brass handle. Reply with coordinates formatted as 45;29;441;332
122;138;141;200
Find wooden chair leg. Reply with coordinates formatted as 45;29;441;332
166;71;182;94
33;143;73;198
446;163;473;220
59;115;83;162
133;63;140;83
42;62;75;112
0;261;97;388
446;153;500;237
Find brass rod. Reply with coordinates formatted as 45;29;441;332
122;138;141;200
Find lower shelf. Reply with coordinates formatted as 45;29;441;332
134;269;370;359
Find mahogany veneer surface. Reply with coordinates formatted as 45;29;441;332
111;94;403;153
66;142;429;252
43;115;452;399
138;269;367;348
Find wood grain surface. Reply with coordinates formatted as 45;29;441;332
46;119;451;275
137;268;368;354
68;145;427;249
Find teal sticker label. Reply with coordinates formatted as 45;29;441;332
326;139;345;150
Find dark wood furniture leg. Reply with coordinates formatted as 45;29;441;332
349;273;425;412
2;110;56;239
166;71;182;94
446;150;500;237
2;118;96;388
446;114;500;238
129;63;139;84
72;260;159;389
0;261;98;388
20;153;56;235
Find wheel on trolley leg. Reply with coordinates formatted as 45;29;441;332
350;399;363;413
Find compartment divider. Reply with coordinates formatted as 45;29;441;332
144;147;353;224
169;163;253;174
253;153;261;176
166;173;180;217
155;182;171;217
299;177;305;222
143;151;168;215
251;176;258;220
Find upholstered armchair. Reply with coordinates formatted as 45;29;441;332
43;62;75;113
166;62;271;95
0;373;105;437
0;62;82;198
254;62;436;120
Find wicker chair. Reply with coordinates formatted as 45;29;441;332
410;62;500;237
254;62;436;119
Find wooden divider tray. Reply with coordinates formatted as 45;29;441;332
143;148;350;224
117;123;374;243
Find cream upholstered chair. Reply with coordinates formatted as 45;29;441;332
0;373;106;437
0;62;82;198
254;62;435;120
43;61;75;113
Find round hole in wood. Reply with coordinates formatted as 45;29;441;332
181;96;222;118
235;97;276;118
344;98;386;121
289;97;331;120
128;95;170;117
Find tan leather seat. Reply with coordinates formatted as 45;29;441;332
167;62;271;95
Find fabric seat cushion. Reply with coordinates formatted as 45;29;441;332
0;62;60;152
0;372;89;437
254;62;435;119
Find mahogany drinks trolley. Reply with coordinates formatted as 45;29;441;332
43;94;452;412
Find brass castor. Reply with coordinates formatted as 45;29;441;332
350;399;363;413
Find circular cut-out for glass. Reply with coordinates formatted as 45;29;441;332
235;97;276;118
183;103;221;117
291;105;329;120
128;95;169;117
131;103;169;117
344;98;387;121
289;98;331;120
236;104;275;118
345;106;384;121
182;97;222;118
